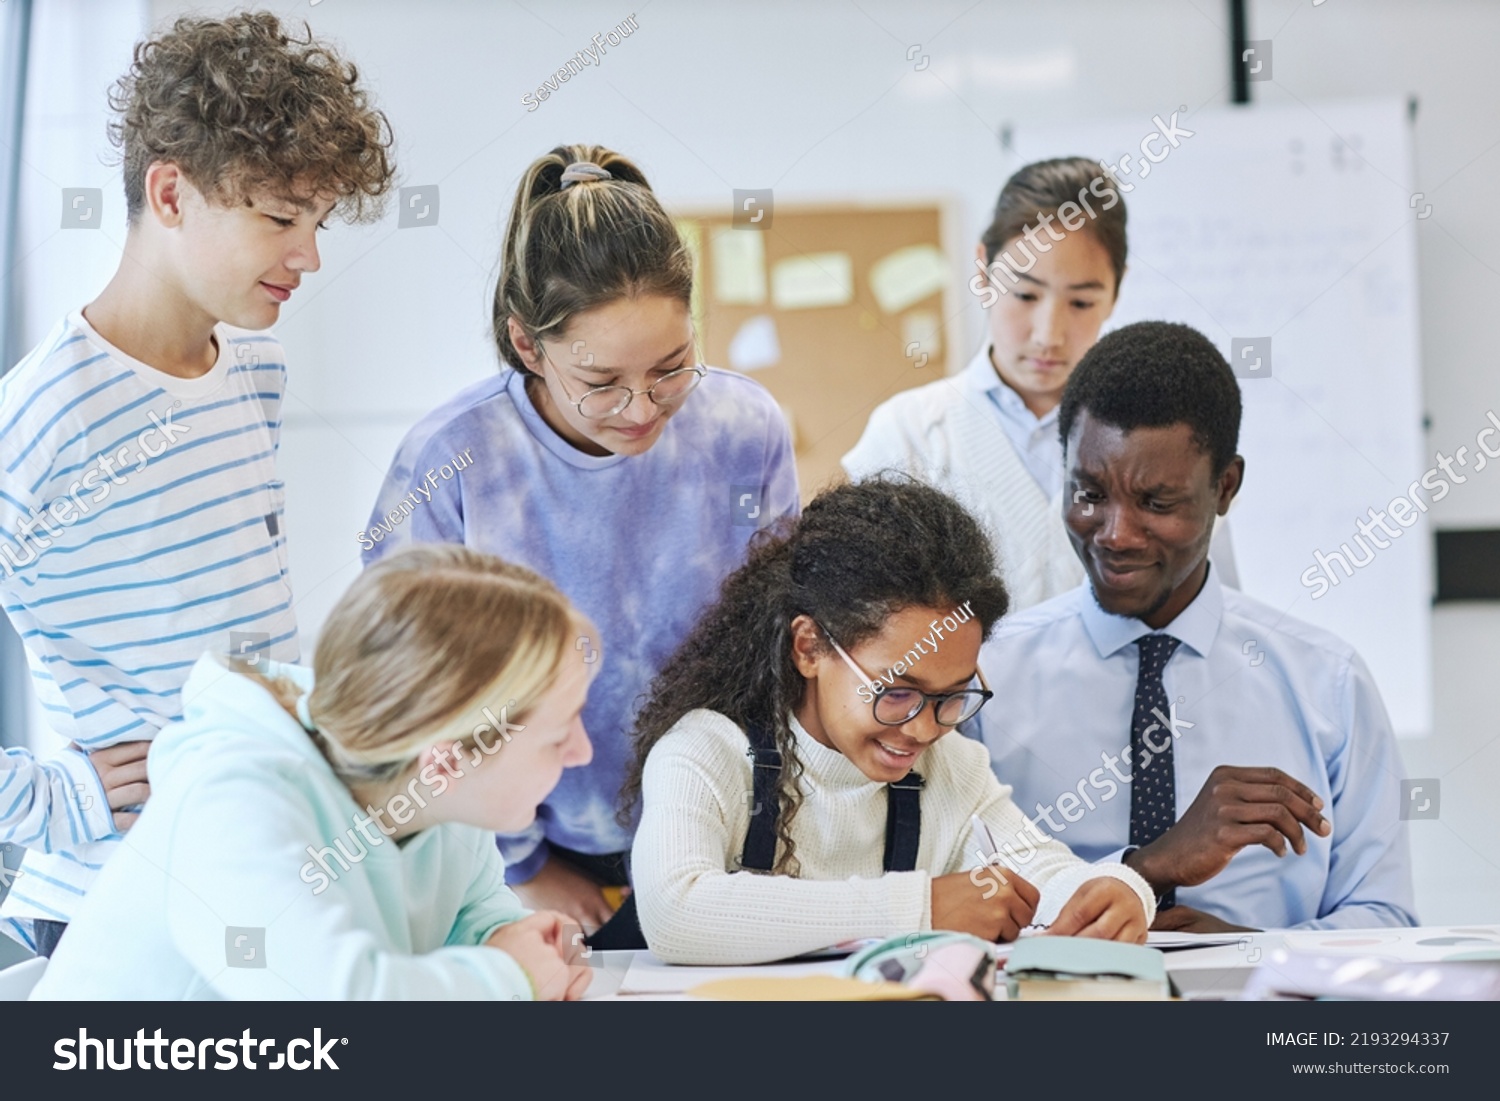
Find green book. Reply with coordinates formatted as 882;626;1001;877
1005;937;1170;1001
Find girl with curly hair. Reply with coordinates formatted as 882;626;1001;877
623;478;1154;964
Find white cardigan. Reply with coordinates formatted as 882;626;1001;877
842;349;1083;611
631;709;1155;965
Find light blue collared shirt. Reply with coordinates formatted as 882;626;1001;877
964;344;1064;499
970;566;1416;930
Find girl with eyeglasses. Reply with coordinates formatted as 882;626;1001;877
364;145;798;945
621;478;1153;965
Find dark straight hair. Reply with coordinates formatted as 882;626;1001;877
979;156;1128;294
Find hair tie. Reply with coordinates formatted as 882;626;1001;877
560;161;613;189
295;692;318;733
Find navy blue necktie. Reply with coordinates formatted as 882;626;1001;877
1130;633;1182;909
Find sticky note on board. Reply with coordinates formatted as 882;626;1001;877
728;315;781;371
711;227;767;305
771;252;854;310
902;310;942;359
674;218;707;335
869;244;948;314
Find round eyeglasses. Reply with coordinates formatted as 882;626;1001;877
541;344;706;420
820;625;993;727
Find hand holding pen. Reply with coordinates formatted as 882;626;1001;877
927;814;1041;943
964;812;1149;945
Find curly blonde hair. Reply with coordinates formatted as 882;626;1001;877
108;11;396;223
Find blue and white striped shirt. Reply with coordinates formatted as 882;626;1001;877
0;311;300;945
0;746;107;855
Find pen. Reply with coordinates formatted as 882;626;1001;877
970;813;1003;868
970;814;1051;936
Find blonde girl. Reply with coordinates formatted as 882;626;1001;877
34;545;597;1000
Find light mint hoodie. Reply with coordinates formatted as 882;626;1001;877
32;654;535;1000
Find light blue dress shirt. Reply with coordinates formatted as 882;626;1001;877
967;344;1064;499
970;566;1416;930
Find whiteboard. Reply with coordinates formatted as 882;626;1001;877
1013;98;1431;737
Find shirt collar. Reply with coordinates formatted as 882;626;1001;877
1077;561;1224;659
505;367;630;470
959;341;1057;428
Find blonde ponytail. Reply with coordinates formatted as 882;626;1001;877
242;544;592;787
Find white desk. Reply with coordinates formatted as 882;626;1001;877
582;925;1500;1001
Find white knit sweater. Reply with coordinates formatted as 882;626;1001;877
841;357;1083;613
632;709;1156;965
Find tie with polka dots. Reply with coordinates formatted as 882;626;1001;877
1130;633;1182;909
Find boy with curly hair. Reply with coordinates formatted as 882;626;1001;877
0;11;395;955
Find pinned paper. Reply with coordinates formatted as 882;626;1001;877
902;310;942;360
711;227;767;305
778;401;798;451
675;218;707;334
869;244;948;314
728;315;781;371
771;252;853;310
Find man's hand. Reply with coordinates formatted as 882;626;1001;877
1048;877;1148;944
1125;765;1330;894
933;866;1040;943
1150;905;1257;934
511;856;620;935
485;912;593;1000
84;741;152;833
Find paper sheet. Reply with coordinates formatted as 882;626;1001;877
612;951;849;996
1146;932;1251;951
1280;925;1500;962
771;252;853;310
674;218;707;335
711;227;767;305
728;315;781;371
869;244;947;313
901;309;942;367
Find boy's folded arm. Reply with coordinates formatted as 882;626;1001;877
50;747;115;846
0;745;111;853
162;772;533;1000
632;748;928;965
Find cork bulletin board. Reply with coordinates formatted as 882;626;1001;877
673;200;957;499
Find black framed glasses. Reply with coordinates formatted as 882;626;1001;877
540;343;706;420
821;625;993;727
